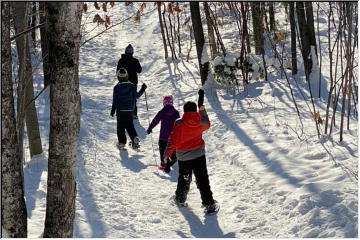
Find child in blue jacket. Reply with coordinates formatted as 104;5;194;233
111;68;146;149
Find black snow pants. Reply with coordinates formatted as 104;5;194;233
159;140;177;167
175;155;215;206
117;111;137;144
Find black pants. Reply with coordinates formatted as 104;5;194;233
159;140;177;166
175;155;214;206
117;111;137;144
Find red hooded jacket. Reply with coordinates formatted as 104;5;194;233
165;109;210;159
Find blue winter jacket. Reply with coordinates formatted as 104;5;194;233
112;81;145;112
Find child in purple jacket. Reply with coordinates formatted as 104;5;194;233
147;95;180;172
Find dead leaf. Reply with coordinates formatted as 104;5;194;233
102;2;107;12
94;2;100;10
83;3;88;13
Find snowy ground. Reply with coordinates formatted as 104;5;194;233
24;3;357;238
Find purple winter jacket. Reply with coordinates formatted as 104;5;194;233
147;105;180;141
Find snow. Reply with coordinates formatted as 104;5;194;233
21;2;357;238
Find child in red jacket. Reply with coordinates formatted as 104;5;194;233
164;90;219;214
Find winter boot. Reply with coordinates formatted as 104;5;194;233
170;195;187;207
117;143;126;151
131;136;140;149
203;200;220;215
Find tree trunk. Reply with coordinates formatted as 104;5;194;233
190;2;208;85
251;2;264;55
269;2;276;31
43;2;82;237
296;2;312;79
1;2;28;237
40;2;51;87
304;2;317;56
203;2;217;58
289;2;297;74
14;2;43;158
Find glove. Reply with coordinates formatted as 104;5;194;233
110;109;115;117
198;89;204;107
141;83;147;90
198;89;204;97
147;129;152;134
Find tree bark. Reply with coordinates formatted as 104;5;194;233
40;2;51;87
296;2;312;79
289;2;297;74
14;2;43;158
304;2;317;56
1;2;28;237
269;2;276;31
251;2;264;55
203;2;217;58
190;2;208;85
43;2;82;237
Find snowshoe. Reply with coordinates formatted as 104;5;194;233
170;195;188;207
203;200;220;215
130;137;140;150
158;164;166;170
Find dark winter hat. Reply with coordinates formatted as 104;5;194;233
125;44;134;55
117;68;128;81
183;101;197;112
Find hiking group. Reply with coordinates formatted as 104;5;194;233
111;44;219;214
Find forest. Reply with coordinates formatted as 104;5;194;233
1;1;358;238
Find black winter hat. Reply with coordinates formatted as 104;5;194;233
183;101;197;112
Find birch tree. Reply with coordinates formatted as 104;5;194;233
43;2;82;237
1;2;28;237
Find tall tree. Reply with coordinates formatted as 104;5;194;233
289;2;297;74
304;2;317;55
296;2;312;79
13;2;43;158
203;2;217;58
251;2;264;55
1;2;28;237
269;2;276;31
157;3;168;59
43;2;82;237
190;2;208;85
40;2;51;87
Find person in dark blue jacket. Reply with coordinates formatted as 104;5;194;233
117;44;142;119
111;68;147;149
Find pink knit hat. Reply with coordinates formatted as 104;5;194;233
163;95;173;106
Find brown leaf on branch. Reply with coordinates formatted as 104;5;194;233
139;3;146;12
93;14;104;25
102;2;107;12
134;10;141;23
105;15;111;27
109;2;115;8
83;3;88;13
167;3;173;14
125;2;133;6
174;4;182;12
155;2;162;8
94;2;100;10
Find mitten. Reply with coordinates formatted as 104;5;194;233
110;109;115;117
198;89;204;107
147;129;152;134
141;83;147;90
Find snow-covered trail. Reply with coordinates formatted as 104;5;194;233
24;4;357;238
71;4;358;238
